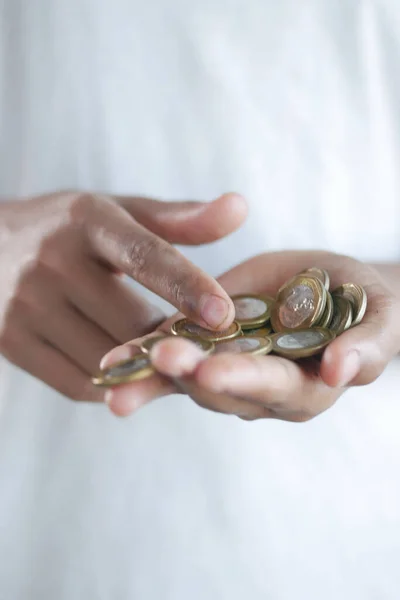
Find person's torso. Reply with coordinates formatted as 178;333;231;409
0;1;400;598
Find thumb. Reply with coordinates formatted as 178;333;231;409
320;287;400;388
115;192;248;245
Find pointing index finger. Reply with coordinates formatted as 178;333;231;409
85;198;234;329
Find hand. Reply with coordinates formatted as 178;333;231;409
0;191;246;401
102;250;400;421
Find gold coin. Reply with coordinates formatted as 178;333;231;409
171;318;242;342
140;335;170;353
317;291;334;329
332;283;367;327
270;328;336;359
212;335;273;356
244;325;273;337
271;275;327;333
92;354;155;387
231;294;274;330
329;296;353;335
141;334;214;355
299;267;330;290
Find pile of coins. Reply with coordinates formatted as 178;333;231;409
92;267;367;387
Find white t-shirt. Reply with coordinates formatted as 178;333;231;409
1;1;400;598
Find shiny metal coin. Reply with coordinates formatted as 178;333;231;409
141;334;214;355
171;318;242;342
231;294;274;330
329;296;353;335
140;335;171;354
317;291;334;329
299;267;330;290
244;325;273;337
213;335;273;356
332;283;367;327
270;328;336;359
92;354;155;387
271;275;327;332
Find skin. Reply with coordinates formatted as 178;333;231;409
0;191;247;401
102;250;400;422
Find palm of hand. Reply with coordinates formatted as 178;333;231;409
102;251;399;421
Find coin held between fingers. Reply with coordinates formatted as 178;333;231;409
92;354;155;387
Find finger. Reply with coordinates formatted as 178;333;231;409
28;301;118;375
174;376;270;419
85;196;235;330
2;328;103;402
193;353;338;421
321;285;400;387
102;336;266;419
149;337;210;377
115;192;248;245
65;260;165;342
100;342;176;417
149;336;337;421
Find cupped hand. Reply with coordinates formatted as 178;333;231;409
102;250;400;422
0;191;246;401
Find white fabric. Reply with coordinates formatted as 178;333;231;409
0;1;400;598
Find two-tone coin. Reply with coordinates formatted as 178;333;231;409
231;294;274;330
299;267;330;290
271;275;327;332
213;335;273;356
317;291;334;329
244;325;273;337
140;335;171;354
171;318;242;342
332;283;367;326
270;328;336;359
92;353;155;387
329;296;353;334
141;334;215;355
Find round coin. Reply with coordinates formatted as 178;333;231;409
141;334;214;355
317;291;334;329
332;283;367;327
231;294;274;330
140;335;171;354
92;354;155;387
329;295;353;335
213;335;273;356
171;318;242;342
270;328;336;359
244;325;273;337
299;267;330;290
271;275;327;332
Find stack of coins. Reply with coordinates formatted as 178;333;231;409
92;267;367;386
267;268;367;359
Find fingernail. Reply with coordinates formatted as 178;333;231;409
200;294;229;329
100;345;133;370
338;349;360;387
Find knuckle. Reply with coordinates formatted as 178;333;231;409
125;236;166;281
64;192;99;224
